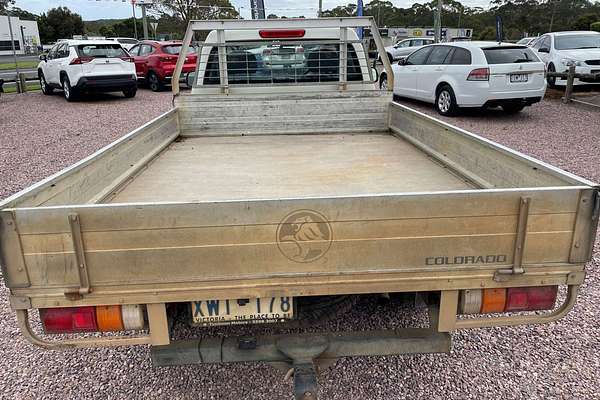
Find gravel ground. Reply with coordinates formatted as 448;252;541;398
0;91;599;400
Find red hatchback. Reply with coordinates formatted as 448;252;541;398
128;40;197;91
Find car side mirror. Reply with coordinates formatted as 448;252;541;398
538;47;549;53
39;54;47;62
398;58;407;66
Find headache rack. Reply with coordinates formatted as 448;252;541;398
171;17;395;95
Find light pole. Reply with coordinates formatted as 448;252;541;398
434;0;443;43
131;0;138;39
6;9;22;92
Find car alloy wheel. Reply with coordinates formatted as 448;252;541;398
437;90;451;113
63;80;70;99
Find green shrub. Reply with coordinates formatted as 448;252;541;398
591;21;600;32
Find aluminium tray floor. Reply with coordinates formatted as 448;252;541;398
108;134;473;203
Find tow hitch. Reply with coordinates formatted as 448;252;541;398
151;312;451;400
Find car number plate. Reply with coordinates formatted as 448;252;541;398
191;297;294;326
510;73;528;82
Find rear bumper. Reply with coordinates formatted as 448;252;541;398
160;64;196;80
457;86;546;107
483;96;543;108
74;75;137;92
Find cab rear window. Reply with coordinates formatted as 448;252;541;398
76;44;127;58
483;47;538;64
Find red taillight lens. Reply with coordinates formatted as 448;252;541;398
69;57;94;65
467;67;489;81
40;306;97;333
120;56;134;63
505;286;558;312
259;29;306;39
159;56;177;63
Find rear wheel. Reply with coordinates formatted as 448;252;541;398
435;85;459;116
39;71;53;95
61;75;77;102
502;103;525;114
123;87;137;98
547;63;556;88
147;71;163;92
289;295;359;328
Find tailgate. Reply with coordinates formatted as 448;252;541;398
484;46;546;92
0;187;594;309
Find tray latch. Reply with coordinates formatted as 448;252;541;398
64;213;91;300
494;197;530;281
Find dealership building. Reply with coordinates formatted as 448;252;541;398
0;15;41;55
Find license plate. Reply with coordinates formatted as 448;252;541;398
191;297;294;326
510;73;528;82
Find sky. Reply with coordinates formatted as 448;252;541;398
15;0;490;21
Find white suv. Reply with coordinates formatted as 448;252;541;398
380;41;547;116
38;40;137;101
531;31;600;87
382;37;435;62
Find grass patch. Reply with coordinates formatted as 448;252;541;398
0;60;39;71
2;82;41;94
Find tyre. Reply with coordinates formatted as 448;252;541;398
502;103;525;114
39;71;53;95
289;295;359;328
379;74;388;91
61;75;77;102
435;85;459;116
147;71;163;92
547;63;556;88
123;87;137;98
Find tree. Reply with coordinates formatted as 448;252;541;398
38;7;84;43
111;18;143;38
592;21;600;31
99;25;117;38
152;0;239;23
0;0;14;13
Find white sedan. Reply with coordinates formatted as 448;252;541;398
380;41;547;116
531;31;600;87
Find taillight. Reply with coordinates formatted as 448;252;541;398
505;286;558;312
159;56;177;63
69;57;93;65
40;304;145;334
40;306;97;333
259;29;306;39
458;286;558;314
467;67;489;81
120;56;134;63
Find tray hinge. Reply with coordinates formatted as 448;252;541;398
64;213;91;300
494;197;530;282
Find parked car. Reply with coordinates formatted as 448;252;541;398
381;37;435;62
108;37;139;51
37;39;137;101
379;41;547;116
531;31;600;87
516;36;538;46
128;40;198;91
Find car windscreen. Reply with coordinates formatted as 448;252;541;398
76;44;127;58
554;34;600;50
483;47;539;64
162;45;197;55
202;42;364;85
